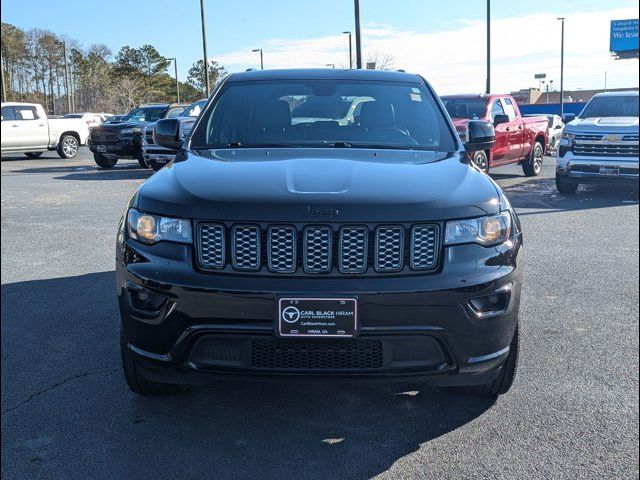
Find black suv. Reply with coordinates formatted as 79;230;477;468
89;103;187;169
117;69;522;396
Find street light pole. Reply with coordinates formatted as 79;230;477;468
558;17;565;118
62;41;71;113
342;31;353;68
354;0;362;68
486;0;491;94
168;58;180;103
252;49;264;70
200;0;210;96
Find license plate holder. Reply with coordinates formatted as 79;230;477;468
96;145;107;153
599;165;620;176
277;298;358;337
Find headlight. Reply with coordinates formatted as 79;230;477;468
560;132;575;146
445;212;512;246
121;127;143;135
127;208;192;244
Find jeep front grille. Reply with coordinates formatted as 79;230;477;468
197;222;441;276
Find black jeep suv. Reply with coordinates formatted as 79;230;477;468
117;69;522;396
90;103;187;169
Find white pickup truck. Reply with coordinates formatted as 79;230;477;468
1;102;90;159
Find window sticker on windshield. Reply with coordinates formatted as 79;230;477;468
411;87;420;93
410;93;422;102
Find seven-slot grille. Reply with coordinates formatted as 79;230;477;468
197;223;441;275
573;133;640;157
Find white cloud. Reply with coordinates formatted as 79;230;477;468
213;6;639;94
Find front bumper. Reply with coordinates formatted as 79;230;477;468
142;146;178;166
557;152;639;183
89;135;142;159
117;231;523;386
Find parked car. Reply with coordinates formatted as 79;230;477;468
89;103;188;168
117;69;522;397
141;99;207;171
1;102;90;159
525;114;564;153
441;94;549;176
63;112;104;129
102;114;126;124
556;91;639;193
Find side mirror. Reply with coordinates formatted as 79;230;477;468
493;114;510;126
562;113;576;124
464;120;495;152
153;118;182;150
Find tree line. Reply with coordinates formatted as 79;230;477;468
0;22;226;114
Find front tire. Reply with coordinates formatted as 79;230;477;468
137;152;149;169
57;134;79;159
93;153;118;169
120;324;189;395
522;141;544;177
25;152;43;158
472;151;489;174
556;176;578;194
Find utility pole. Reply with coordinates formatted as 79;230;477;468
252;49;264;70
604;71;608;91
354;0;362;68
343;31;353;68
168;58;180;103
486;0;491;93
200;0;210;95
558;17;565;117
1;49;7;102
62;41;71;113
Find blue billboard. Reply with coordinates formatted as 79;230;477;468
610;19;639;53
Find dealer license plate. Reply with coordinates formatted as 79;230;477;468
599;165;620;176
277;298;358;337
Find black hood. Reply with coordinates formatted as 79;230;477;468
135;148;502;222
94;120;149;131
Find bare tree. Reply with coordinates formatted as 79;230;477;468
365;51;396;71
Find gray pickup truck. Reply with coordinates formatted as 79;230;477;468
556;91;639;193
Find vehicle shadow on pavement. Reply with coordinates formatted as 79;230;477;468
2;271;495;479
9;163;154;181
499;176;638;215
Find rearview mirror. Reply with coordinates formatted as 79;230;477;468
562;113;576;124
154;119;182;150
464;120;495;152
493;114;510;126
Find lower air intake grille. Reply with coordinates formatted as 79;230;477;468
251;339;384;370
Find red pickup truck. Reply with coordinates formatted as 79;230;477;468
441;94;549;176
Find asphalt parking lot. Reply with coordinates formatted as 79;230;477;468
2;148;638;479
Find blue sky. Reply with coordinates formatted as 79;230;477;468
2;0;638;93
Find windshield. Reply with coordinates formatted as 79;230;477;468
580;96;639;118
182;100;207;117
122;107;166;122
190;80;456;151
441;98;487;119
